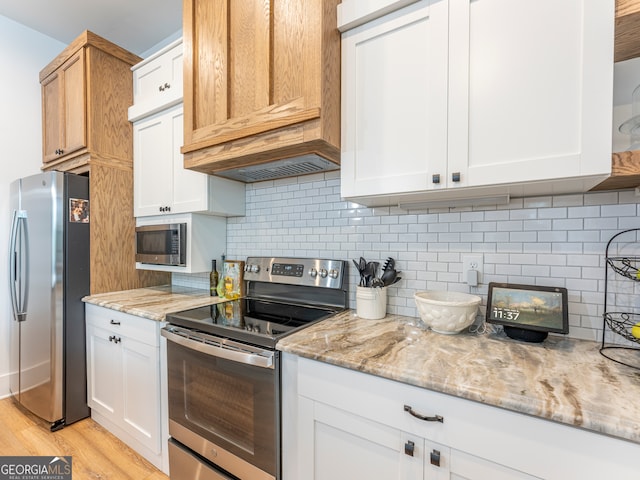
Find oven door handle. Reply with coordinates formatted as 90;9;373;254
161;328;275;369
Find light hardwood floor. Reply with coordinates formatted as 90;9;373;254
0;397;169;480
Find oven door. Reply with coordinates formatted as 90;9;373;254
162;326;279;480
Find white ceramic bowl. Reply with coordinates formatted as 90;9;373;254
414;291;481;334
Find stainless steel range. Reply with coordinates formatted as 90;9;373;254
162;257;348;480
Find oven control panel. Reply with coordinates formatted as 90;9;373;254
244;257;346;289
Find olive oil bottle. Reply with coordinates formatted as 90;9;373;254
210;259;219;296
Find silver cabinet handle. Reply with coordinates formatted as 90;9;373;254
404;404;443;423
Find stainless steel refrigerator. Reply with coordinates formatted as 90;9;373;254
9;171;90;430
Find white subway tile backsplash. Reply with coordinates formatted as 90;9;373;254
194;173;640;345
524;196;553;208
584;191;619;205
552;194;584;207
602;204;636;217
509;208;538;220
538;207;568;219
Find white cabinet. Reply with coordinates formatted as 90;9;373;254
133;105;245;217
283;353;640;480
129;38;183;122
339;1;448;202
130;40;245;218
302;400;534;480
86;304;167;472
339;0;614;207
136;212;226;273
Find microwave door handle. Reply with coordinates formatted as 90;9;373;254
161;328;274;369
9;210;29;322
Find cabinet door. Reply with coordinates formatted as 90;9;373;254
133;111;173;216
134;105;208;216
121;336;161;453
62;50;87;157
86;323;120;420
450;449;540;480
299;398;423;480
448;0;613;187
42;51;86;163
340;1;449;198
42;70;63;163
169;107;209;214
132;41;183;117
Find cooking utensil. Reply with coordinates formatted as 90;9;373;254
382;257;395;272
364;261;377;287
353;259;364;286
381;267;398;286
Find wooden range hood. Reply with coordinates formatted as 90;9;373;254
592;0;640;191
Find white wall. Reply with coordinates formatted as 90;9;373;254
0;16;65;398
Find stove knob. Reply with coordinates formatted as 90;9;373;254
308;267;318;278
253;325;261;334
250;264;260;273
329;269;339;279
319;268;328;278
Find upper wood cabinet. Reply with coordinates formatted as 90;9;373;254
40;31;169;294
42;50;86;163
180;0;341;179
615;0;640;62
594;0;640;191
40;31;142;170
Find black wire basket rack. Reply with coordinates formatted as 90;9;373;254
601;229;640;370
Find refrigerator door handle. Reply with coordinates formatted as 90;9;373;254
9;210;29;322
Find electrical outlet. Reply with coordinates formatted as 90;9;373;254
462;254;483;284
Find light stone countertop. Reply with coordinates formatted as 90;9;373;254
82;285;229;321
277;310;640;445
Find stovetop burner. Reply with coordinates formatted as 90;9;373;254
166;256;349;349
167;297;340;349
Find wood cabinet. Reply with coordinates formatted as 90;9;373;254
593;0;640;191
40;31;169;293
40;30;140;168
86;304;167;472
180;0;341;179
339;0;614;207
41;50;86;163
283;354;640;480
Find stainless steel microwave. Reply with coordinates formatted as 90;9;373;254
135;223;186;266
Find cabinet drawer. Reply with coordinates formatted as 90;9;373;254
85;304;161;347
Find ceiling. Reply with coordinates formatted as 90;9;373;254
0;0;182;56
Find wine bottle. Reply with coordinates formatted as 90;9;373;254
210;260;219;296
